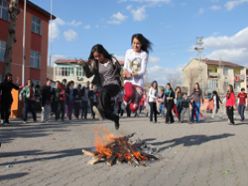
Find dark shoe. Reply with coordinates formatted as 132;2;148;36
114;116;120;130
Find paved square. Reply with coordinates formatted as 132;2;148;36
1;116;248;186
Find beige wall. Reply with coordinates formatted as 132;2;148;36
183;59;247;95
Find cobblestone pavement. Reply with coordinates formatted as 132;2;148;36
1;114;248;186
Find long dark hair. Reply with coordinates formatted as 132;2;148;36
88;44;112;61
4;73;12;82
151;80;158;90
166;83;173;91
131;33;152;53
228;84;234;93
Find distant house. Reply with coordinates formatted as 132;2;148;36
183;58;247;95
53;59;92;85
53;58;124;86
0;0;56;85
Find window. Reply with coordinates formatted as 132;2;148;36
32;16;41;34
0;0;8;21
0;40;6;61
32;79;40;86
76;67;83;76
30;50;40;68
208;79;218;90
56;66;74;77
223;67;228;75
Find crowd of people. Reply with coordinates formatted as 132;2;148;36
0;33;247;129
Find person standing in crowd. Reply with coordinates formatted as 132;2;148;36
115;88;124;117
148;81;158;123
66;81;75;120
41;79;52;122
237;88;247;121
157;87;165;117
80;44;121;129
164;83;175;124
189;82;203;123
54;81;66;121
74;84;82;119
19;80;37;123
34;84;41;112
0;73;19;125
210;90;222;119
180;93;191;123
175;86;183;122
88;84;98;119
122;33;152;114
81;82;90;120
226;84;236;124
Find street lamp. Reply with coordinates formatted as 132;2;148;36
194;36;204;93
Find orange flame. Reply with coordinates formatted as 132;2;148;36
94;127;148;161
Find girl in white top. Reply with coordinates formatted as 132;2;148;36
148;81;158;123
123;33;152;113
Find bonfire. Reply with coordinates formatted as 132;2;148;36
82;131;158;167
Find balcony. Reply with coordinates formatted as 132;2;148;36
208;72;219;78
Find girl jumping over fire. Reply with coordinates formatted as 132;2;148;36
122;33;152;114
80;44;122;130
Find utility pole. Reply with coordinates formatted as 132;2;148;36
22;0;26;85
4;0;20;74
194;36;204;93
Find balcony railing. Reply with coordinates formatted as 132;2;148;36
208;72;219;78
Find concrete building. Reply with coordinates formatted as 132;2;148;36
53;58;125;86
53;59;92;85
0;0;55;85
183;58;247;95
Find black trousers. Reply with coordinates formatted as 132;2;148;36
149;102;157;122
23;100;37;122
226;106;234;124
1;100;12;123
99;84;120;121
55;101;65;120
166;102;174;123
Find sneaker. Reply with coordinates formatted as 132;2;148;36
92;106;103;121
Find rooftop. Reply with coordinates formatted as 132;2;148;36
55;59;125;65
22;0;56;20
201;58;245;68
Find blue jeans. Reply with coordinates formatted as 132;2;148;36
191;102;201;122
238;105;246;121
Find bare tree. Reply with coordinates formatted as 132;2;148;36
4;0;20;74
186;68;199;94
166;72;182;88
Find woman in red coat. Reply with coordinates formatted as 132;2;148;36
226;84;236;125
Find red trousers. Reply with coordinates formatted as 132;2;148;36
123;82;143;112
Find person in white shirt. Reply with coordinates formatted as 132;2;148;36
148;81;158;123
122;33;152;113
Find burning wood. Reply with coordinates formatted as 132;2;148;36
82;132;158;166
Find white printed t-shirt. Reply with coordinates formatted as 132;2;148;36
123;49;148;88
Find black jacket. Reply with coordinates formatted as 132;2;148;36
0;81;19;103
41;85;52;106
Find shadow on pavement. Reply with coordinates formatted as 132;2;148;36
0;172;29;181
0;148;83;166
0;120;98;144
148;133;235;153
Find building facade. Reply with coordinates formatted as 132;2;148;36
53;59;92;86
0;0;55;85
183;58;247;95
